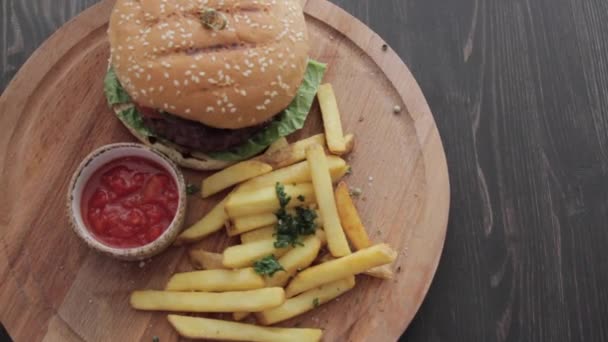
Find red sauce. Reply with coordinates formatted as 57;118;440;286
81;156;179;248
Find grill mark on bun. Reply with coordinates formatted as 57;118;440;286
140;2;269;22
180;42;257;56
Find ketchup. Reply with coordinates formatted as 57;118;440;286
81;156;179;248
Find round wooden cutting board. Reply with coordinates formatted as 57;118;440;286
0;0;450;341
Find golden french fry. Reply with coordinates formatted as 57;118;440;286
231;214;277;236
130;288;285;313
188;249;226;270
257;276;355;325
238;156;347;193
306;145;351;257
231;209;322;236
232;234;318;321
265;137;289;155
316;252;390;279
176;198;228;244
364;265;394;279
167;315;323;342
340;134;355;156
258;133;355;168
240;226;276;244
285;244;396;297
202;160;273;198
335;181;372;249
223;239;291;268
166;268;265;292
233;312;250;321
230;235;321;321
225;183;315;218
265;235;322;288
257;134;326;168
318;84;346;154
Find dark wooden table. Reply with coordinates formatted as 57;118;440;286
3;0;608;341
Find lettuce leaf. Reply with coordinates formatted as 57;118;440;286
104;67;131;106
116;107;155;137
103;60;326;161
207;60;326;161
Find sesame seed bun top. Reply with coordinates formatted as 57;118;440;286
108;0;310;129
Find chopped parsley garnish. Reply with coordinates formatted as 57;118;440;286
312;298;320;308
297;195;306;202
273;183;318;248
253;255;285;276
186;183;200;195
276;183;291;207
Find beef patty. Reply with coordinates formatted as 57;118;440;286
138;106;271;153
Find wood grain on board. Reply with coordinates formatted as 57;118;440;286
0;0;449;341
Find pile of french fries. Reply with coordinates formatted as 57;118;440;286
130;84;398;342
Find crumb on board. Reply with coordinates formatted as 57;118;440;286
349;187;363;197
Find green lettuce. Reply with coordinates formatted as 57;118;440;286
104;67;131;106
103;60;326;162
116;107;155;137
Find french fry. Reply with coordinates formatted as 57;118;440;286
233;312;250;321
225;183;315;218
239;156;348;191
257;276;355;325
230;214;277;236
241;226;276;244
231;234;322;321
168;315;323;342
175;198;228;244
202;160;273;198
316;252;392;279
265;234;322;288
223;238;291;268
165;268;265;292
335;181;372;249
238;156;347;192
364;265;394;279
188;249;226;270
341;133;355;156
130;288;285;312
257;134;326;168
265;137;289;155
285;244;396;297
306;145;351;257
258;133;355;168
230;209;322;236
318;84;346;154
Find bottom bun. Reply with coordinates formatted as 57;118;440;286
112;105;235;171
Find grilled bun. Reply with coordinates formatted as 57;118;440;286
108;0;310;129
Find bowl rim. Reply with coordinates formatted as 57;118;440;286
66;142;186;260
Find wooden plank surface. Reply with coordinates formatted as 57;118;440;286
3;0;608;342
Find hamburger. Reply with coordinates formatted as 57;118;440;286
104;0;325;170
